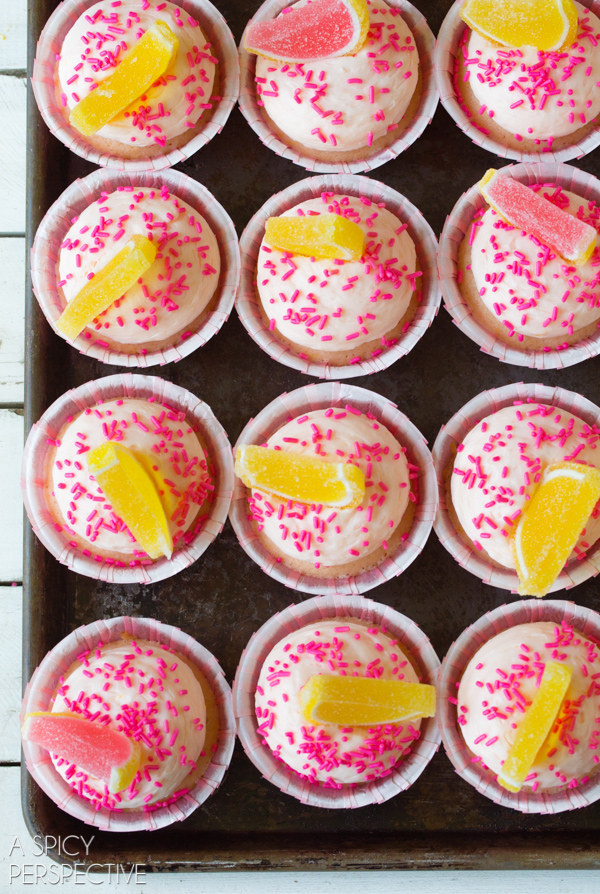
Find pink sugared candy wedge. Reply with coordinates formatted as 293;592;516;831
479;169;597;266
22;712;141;794
244;0;369;62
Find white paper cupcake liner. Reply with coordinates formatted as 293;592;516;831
233;593;441;809
229;381;438;595
21;615;236;831
438;598;600;814
435;0;600;164
438;161;600;369
432;381;600;593
238;0;438;174
237;173;440;379
31;0;240;171
22;374;235;584
30;167;240;368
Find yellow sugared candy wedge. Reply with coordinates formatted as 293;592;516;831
264;214;365;261
235;445;365;509
87;441;173;560
300;674;437;726
55;235;157;341
460;0;578;52
513;461;600;598
69;21;179;136
497;661;572;792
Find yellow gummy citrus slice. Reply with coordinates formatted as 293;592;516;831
497;661;572;792
513;461;600;598
69;21;179;136
299;674;436;726
265;214;365;261
55;235;157;341
460;0;578;52
87;441;173;560
235;444;365;509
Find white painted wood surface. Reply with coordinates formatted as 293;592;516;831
0;0;598;889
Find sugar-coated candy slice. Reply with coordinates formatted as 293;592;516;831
245;0;369;62
264;214;365;261
300;674;436;726
235;444;365;509
69;21;179;136
497;661;572;792
479;169;597;266
87;441;174;560
55;234;157;341
22;712;141;793
513;461;600;598
460;0;578;52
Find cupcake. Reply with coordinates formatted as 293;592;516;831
438;162;600;369
229;381;438;595
239;0;438;173
21;615;235;830
432;381;600;593
438;598;600;813
238;174;440;378
31;167;240;367
233;593;441;808
32;0;239;170
21;374;234;584
435;0;600;162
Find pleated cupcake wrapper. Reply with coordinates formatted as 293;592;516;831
233;593;441;809
238;0;438;174
435;0;600;164
229;380;438;596
21;615;236;831
22;373;234;584
438;598;600;814
438;161;600;370
31;167;241;368
237;173;440;379
31;0;240;171
431;381;600;593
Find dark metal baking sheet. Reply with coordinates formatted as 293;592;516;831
24;0;600;871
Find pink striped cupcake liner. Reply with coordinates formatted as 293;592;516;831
233;593;441;809
22;374;234;584
438;161;600;369
229;380;438;596
31;167;240;368
238;0;438;174
438;598;600;814
431;381;600;593
237;173;440;379
21;615;236;831
31;0;240;171
435;0;600;164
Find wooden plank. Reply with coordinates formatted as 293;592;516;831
0;75;26;234
0;409;24;582
0;585;21;762
0;0;27;71
0;238;25;404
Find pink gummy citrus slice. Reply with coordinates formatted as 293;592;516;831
265;213;365;260
22;712;141;793
300;674;436;726
460;0;578;52
479;169;597;266
235;444;365;509
244;0;370;62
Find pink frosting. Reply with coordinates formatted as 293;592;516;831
57;184;220;348
50;638;206;811
257;193;418;356
256;619;422;786
57;0;218;149
451;401;600;568
457;621;600;792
